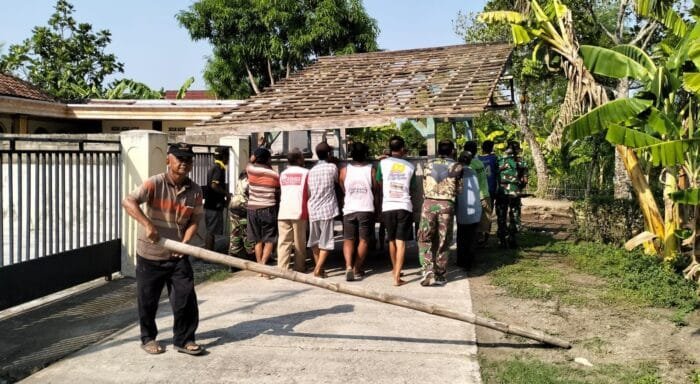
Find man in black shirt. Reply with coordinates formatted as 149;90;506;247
204;146;230;250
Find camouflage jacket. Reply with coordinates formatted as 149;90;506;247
422;157;463;201
229;175;249;215
497;155;528;195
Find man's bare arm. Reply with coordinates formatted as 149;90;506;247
122;196;159;242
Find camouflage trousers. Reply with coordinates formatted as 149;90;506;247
229;211;254;258
495;194;521;242
417;199;455;277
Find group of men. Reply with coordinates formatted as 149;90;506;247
226;135;528;287
121;138;528;355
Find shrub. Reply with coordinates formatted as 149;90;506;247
572;197;644;245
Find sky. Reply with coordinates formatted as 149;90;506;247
0;0;488;90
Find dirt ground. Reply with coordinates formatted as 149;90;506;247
470;198;700;383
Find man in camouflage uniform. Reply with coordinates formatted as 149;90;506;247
417;140;463;286
496;140;528;249
229;172;254;259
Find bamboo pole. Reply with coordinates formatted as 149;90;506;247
160;238;572;349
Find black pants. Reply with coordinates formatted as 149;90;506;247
136;255;199;348
456;223;479;269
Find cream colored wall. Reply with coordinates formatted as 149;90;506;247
163;120;198;136
101;120;152;134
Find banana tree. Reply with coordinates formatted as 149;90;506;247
567;13;700;276
479;0;665;255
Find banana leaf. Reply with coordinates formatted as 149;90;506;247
646;107;679;136
612;45;657;75
634;138;700;167
478;11;525;24
511;24;534;45
669;188;700;205
683;72;700;95
566;98;652;141
580;45;651;81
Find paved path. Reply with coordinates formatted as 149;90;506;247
6;244;481;384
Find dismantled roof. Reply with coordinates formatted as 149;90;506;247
190;43;513;134
0;73;54;102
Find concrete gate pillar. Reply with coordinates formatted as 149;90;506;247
120;130;168;277
219;135;250;195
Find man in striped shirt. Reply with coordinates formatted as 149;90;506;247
122;142;204;356
246;147;280;275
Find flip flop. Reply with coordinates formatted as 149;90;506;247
141;340;165;355
174;342;205;356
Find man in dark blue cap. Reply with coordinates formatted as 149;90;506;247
122;142;205;355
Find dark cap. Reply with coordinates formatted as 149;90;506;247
254;147;271;162
168;142;195;157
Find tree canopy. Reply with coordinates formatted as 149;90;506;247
177;0;380;98
0;0;124;101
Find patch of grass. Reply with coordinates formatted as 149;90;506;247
545;241;699;318
580;337;609;355
482;231;699;321
491;259;570;302
691;369;700;384
480;357;662;384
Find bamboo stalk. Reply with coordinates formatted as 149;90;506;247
160;238;572;349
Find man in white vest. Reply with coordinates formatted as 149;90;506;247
376;136;417;286
277;148;310;272
339;142;378;281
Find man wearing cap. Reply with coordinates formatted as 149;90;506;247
246;147;280;275
204;146;230;251
122;142;204;356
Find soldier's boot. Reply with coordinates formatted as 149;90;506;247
498;236;508;249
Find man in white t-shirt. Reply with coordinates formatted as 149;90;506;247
277;148;310;272
376;136;416;286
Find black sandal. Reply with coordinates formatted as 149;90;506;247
141;340;165;355
174;342;205;355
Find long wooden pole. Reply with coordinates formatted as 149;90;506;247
160;238;572;349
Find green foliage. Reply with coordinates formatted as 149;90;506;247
0;0;123;101
480;357;662;384
347;121;426;157
690;369;700;384
177;0;379;98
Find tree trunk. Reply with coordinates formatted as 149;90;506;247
618;145;665;255
585;139;599;198
245;62;260;95
267;59;275;86
286;62;291;79
614;79;633;199
518;85;549;197
662;169;679;261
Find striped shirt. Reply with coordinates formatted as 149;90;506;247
246;163;280;209
129;173;203;261
307;160;339;221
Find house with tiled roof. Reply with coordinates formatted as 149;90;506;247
0;72;240;137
